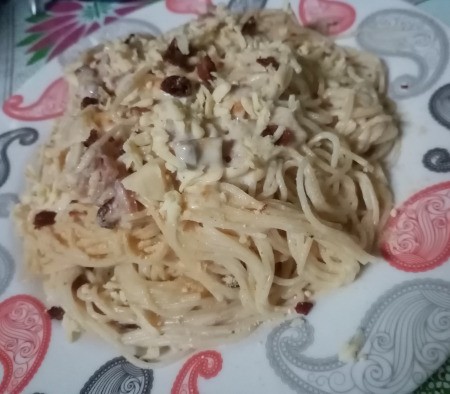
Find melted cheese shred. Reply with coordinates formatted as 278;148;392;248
15;8;399;366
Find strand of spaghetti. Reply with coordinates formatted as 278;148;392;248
252;236;275;312
303;164;349;218
354;171;380;225
199;227;267;289
295;162;372;261
186;229;254;307
288;232;313;275
275;160;289;201
219;183;265;210
307;132;341;168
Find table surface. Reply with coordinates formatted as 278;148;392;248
0;1;449;393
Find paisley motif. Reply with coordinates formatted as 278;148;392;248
0;295;51;394
227;0;267;12
0;193;19;218
266;279;450;394
404;0;432;4
2;77;69;121
0;127;39;188
423;148;450;173
80;356;153;394
356;9;449;99
429;84;450;130
381;181;450;272
0;243;14;296
299;0;356;36
171;350;223;394
165;0;213;15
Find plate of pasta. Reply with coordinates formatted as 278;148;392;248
1;0;450;393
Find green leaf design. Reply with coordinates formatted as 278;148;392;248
17;33;41;47
81;1;112;21
82;4;96;21
26;12;49;23
27;47;50;65
98;3;111;14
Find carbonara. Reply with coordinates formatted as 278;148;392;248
14;9;399;366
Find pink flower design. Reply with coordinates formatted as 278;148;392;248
18;1;150;65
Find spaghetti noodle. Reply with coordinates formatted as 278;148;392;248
15;8;399;366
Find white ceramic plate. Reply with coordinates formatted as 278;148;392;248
1;0;450;393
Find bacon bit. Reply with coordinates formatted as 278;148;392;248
242;16;257;35
33;211;57;229
103;137;125;160
295;301;314;315
261;124;278;137
277;129;295;146
47;306;65;320
257;56;279;70
161;75;192;97
261;125;295;146
80;96;99;109
83;129;99;147
163;38;194;71
97;198;118;229
197;55;217;82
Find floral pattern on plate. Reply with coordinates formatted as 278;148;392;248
18;1;151;65
356;8;449;99
0;244;15;296
266;279;450;394
429;84;450;130
0;127;39;188
0;295;51;394
298;0;356;35
3;78;68;121
423;148;450;173
171;351;223;394
80;357;154;394
381;181;450;272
